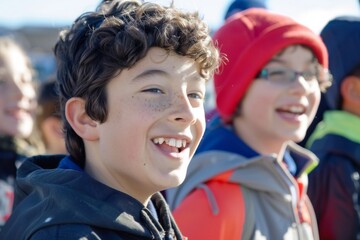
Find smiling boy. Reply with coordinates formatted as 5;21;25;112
167;8;332;240
0;0;220;239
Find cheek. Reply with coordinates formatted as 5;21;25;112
129;95;174;121
198;108;206;134
22;83;36;100
188;109;206;157
193;108;206;134
308;89;321;106
307;92;321;119
243;90;275;120
141;98;173;113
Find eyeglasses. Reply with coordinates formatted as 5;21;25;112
256;67;332;91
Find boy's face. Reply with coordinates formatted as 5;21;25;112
87;47;206;202
0;49;36;138
234;46;321;154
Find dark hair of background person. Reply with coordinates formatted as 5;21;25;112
224;0;267;20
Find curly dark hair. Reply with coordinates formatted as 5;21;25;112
54;0;220;166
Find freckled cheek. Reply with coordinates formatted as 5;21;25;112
130;96;173;117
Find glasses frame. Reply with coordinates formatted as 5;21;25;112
256;66;332;92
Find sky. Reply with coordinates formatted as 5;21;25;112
0;0;359;33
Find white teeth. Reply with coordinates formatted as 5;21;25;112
153;137;187;148
176;139;183;148
289;106;304;113
168;138;176;147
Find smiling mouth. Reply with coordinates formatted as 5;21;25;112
6;108;31;119
276;105;306;115
152;137;188;153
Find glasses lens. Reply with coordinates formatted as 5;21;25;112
302;70;317;81
261;68;320;85
266;68;292;84
258;66;332;92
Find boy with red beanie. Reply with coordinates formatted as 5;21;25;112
166;8;332;240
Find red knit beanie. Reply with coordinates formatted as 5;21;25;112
213;8;328;122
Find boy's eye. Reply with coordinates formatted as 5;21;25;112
268;69;286;77
188;92;204;100
142;88;164;94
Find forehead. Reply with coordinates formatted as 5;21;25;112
121;47;202;82
0;48;32;76
274;45;315;60
266;45;318;69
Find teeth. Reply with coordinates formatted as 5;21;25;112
153;137;187;148
168;138;176;147
158;137;164;144
176;139;182;148
289;106;303;113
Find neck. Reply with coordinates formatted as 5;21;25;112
233;124;287;159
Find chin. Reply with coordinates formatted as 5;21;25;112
19;124;34;138
291;133;305;143
165;174;186;189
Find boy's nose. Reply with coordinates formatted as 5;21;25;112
289;76;315;95
169;94;197;125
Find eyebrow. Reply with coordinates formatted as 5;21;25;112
133;69;169;82
268;58;283;64
133;69;205;84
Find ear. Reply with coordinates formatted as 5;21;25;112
341;76;360;103
65;97;99;141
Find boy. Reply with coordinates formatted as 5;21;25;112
0;0;220;239
166;8;332;240
306;16;360;240
0;36;41;231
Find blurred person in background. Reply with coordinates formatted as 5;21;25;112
0;36;44;230
306;16;360;240
224;0;268;20
36;76;66;154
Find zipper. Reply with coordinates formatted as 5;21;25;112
272;158;302;239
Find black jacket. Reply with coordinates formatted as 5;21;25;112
308;134;360;240
0;155;183;240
